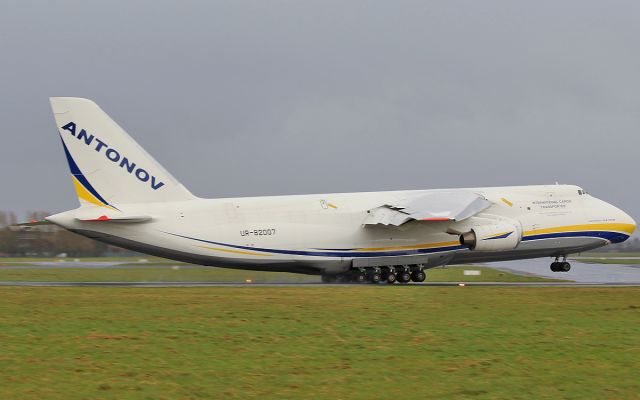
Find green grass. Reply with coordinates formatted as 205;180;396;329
0;256;175;267
579;252;640;257
0;266;319;283
571;253;640;264
572;258;640;265
0;256;151;262
0;287;639;399
0;265;562;283
0;256;171;262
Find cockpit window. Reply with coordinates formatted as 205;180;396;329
578;189;588;195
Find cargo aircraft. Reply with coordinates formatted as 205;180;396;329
33;98;636;283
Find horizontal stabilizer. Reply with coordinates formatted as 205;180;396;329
76;213;152;223
365;191;491;226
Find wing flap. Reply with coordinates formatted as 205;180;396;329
365;191;491;226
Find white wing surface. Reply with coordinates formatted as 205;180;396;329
364;191;491;226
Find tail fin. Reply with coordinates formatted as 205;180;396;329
50;97;195;209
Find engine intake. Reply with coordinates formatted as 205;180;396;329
459;223;521;251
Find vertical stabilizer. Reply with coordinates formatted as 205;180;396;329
50;97;195;208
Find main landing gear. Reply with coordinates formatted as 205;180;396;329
322;265;427;284
550;256;571;272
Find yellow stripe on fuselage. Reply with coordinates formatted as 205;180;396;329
524;223;636;236
196;245;272;257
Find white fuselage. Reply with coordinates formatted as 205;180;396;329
48;184;635;275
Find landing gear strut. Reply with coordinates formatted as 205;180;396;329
550;257;571;272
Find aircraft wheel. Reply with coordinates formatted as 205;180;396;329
352;270;367;283
560;262;571;272
369;272;382;284
397;271;411;283
411;270;426;282
550;262;559;272
386;272;397;284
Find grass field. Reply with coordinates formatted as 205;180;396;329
0;257;147;263
572;257;640;265
0;257;174;266
0;264;562;283
1;286;639;399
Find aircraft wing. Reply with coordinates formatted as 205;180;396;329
364;191;491;226
14;212;151;227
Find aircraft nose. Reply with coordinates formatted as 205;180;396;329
609;203;636;241
622;210;637;234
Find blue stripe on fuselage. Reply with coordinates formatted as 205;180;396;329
164;232;465;257
166;230;628;258
522;230;629;244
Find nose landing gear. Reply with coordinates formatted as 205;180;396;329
550;257;571;272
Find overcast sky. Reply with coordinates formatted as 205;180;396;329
1;0;639;220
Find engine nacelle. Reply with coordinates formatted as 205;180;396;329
459;223;522;251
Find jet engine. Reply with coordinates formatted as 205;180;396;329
459;223;522;251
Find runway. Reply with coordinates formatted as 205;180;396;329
2;281;640;287
3;259;640;287
485;259;640;283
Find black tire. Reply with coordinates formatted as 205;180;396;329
561;262;571;272
352;272;367;283
411;270;426;282
550;262;559;272
386;273;397;284
397;272;411;283
370;273;381;284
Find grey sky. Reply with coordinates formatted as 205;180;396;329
1;1;639;220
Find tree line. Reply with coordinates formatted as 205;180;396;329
0;211;133;257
